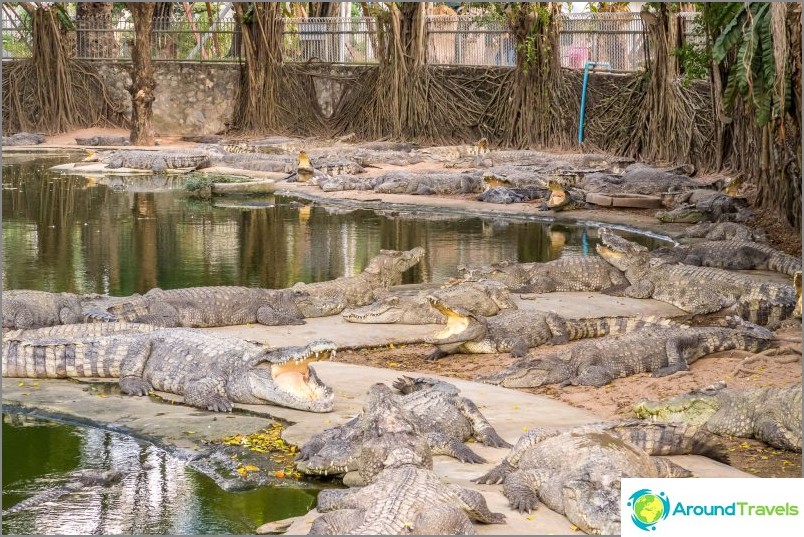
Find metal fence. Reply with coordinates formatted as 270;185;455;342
283;17;377;64
1;10;704;72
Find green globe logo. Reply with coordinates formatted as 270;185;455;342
627;489;670;531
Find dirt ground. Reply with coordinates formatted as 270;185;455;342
334;324;803;479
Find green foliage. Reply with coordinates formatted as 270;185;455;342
711;2;785;126
673;43;709;85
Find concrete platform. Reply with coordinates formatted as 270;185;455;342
1;361;753;536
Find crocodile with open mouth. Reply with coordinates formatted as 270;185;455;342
2;329;336;413
595;228;798;322
633;381;802;452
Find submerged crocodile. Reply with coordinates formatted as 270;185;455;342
92;286;331;327
2;330;337;412
2;469;124;517
596;228;797;321
473;421;727;534
651;240;801;276
676;222;767;242
297;377;511;478
423;298;674;360
83;150;210;172
634;382;802;452
342;280;515;324
460;255;628;294
292;248;425;312
481;318;773;387
2;290;85;330
309;383;505;534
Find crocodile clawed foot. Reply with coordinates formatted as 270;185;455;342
119;377;152;396
204;396;233;412
424;349;448;361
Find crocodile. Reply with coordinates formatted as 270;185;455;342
577;163;705;195
82;150;211;172
480;318;774;387
633;381;802;452
2;331;337;412
595;228;797;321
459;255;628;294
318;175;381;192
477;185;546;204
372;171;483;195
2;290;85;330
546;180;587;211
309;383;505;534
296;377;511;478
472;421;727;534
651;240;801;276
5;320;161;340
676;222;767;242
291;247;426;313
2;469;124;517
91;286;335;327
342;280;516;325
2;132;46;145
655;191;749;223
74;135;130;146
423;297;676;360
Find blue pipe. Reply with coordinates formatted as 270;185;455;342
578;61;611;144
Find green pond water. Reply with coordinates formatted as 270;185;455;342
1;413;319;534
1;154;666;294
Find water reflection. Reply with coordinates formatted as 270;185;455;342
2;156;665;296
1;414;318;534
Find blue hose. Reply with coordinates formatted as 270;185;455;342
578;61;611;144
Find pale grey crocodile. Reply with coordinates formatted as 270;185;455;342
675;222;767;242
481;318;774;387
459;255;628;294
651;240;801;276
424;297;678;360
655;191;749;223
342;280;515;324
2;469;124;517
291;248;425;313
91;286;332;327
2;132;46;145
2;330;337;412
634;381;802;452
473;421;727;534
297;377;511;479
309;383;505;534
372;171;483;195
83;149;210;172
2;290;85;330
596;228;797;322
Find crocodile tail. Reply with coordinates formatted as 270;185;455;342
105;294;149;322
605;421;730;464
564;316;679;340
2;485;74;516
766;252;802;277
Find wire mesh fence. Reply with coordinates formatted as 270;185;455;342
1;10;703;71
283;17;378;64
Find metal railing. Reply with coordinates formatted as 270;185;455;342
1;11;704;72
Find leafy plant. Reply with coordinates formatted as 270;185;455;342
673;43;709;85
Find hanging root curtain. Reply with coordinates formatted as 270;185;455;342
1;7;127;135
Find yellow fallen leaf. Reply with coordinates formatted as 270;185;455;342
31;382;40;387
185;431;196;435
570;525;579;531
275;471;286;479
389;344;395;349
388;362;400;367
243;465;259;472
18;381;24;387
20;392;29;396
526;516;535;521
98;394;108;398
522;427;529;432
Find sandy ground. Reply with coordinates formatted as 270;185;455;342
333;323;803;479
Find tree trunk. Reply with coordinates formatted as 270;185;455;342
127;2;157;145
75;2;118;59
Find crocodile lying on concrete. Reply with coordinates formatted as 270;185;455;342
372;171;483;195
91;286;336;327
577;163;705;195
481;318;774;387
5;320;161;340
596;228;797;321
473;421;727;534
2;132;46;145
2;469;124;517
675;222;767;242
297;377;511;478
309;383;505;534
634;382;802;452
655;191;749;223
651;240;801;276
74;135;130;146
423;297;675;360
2;330;337;412
2;290;86;330
82;150;211;172
459;255;628;294
318;175;381;192
477;185;547;204
342;280;515;324
291;247;426;313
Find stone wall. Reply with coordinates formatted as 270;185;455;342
96;62;240;136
